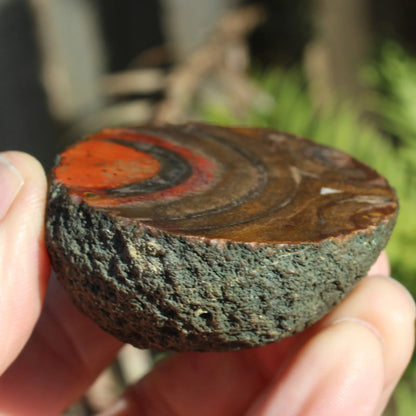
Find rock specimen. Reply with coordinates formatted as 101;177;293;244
45;123;398;351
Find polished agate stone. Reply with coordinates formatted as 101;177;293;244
46;123;398;351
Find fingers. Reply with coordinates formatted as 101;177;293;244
247;275;415;416
0;152;50;375
246;319;385;416
101;272;415;416
327;275;416;415
0;151;121;415
0;276;122;416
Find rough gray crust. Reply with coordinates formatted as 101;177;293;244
45;183;396;351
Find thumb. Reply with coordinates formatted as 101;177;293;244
0;152;50;375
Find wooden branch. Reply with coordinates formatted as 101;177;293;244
154;4;265;123
101;69;166;97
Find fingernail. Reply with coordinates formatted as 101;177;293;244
0;154;24;221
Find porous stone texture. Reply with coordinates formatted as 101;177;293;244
46;183;395;351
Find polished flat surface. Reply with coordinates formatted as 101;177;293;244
53;123;398;243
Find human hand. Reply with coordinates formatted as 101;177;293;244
0;151;414;416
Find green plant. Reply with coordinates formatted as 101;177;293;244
364;41;416;148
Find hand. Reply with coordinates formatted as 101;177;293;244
0;151;414;416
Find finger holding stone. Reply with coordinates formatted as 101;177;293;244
98;272;415;416
246;320;385;416
245;274;415;416
0;152;50;375
0;276;122;416
325;275;415;392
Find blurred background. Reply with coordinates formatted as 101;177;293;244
1;0;415;414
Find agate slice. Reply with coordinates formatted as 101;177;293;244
45;123;398;351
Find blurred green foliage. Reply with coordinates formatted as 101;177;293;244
364;42;416;148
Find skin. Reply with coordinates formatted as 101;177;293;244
0;151;414;416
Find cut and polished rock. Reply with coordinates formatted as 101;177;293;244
45;123;398;351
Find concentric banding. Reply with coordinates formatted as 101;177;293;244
53;124;398;243
46;123;399;352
